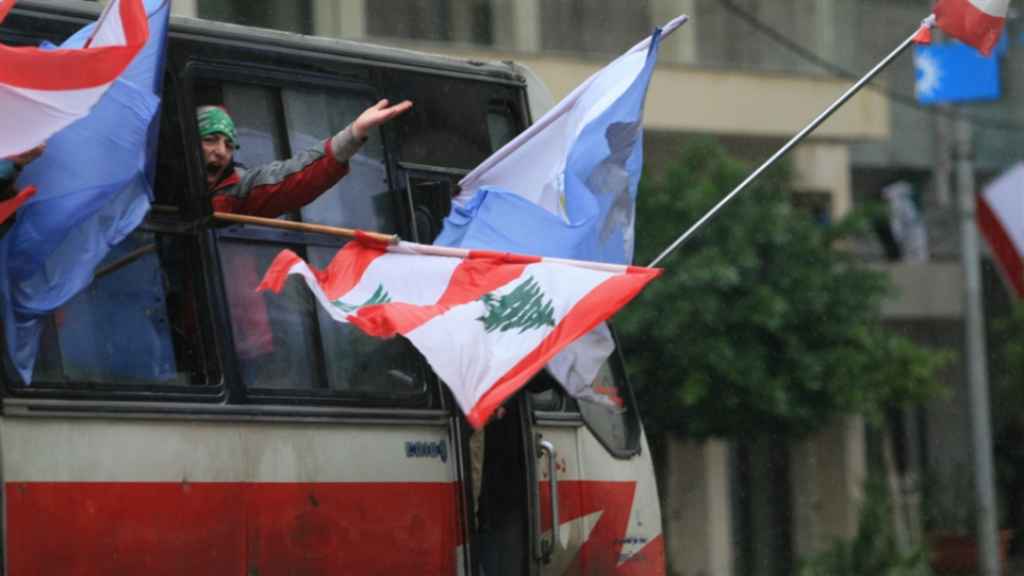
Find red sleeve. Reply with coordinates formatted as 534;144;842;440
234;140;350;218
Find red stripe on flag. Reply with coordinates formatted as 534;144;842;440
319;241;387;299
257;242;385;299
934;0;1006;55
0;185;36;224
978;193;1024;298
913;24;933;45
0;0;148;90
466;266;661;429
349;256;532;338
256;249;303;294
0;0;15;24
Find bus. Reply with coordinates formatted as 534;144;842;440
0;2;665;574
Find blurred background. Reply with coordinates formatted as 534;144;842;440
155;1;1024;574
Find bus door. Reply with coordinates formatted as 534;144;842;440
528;334;666;575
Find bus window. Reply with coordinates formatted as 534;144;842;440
487;100;518;151
577;356;641;456
222;83;284;168
529;346;642;457
27;229;211;389
283;86;394;233
381;70;522;170
211;81;431;403
16;71;215;391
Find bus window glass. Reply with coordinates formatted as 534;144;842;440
282;88;396;234
381;71;519;170
27;230;206;387
219;239;430;398
219;239;320;389
487;102;517;150
213;81;429;402
221;83;282;168
578;357;640;455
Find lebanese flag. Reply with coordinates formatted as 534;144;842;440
978;163;1024;298
933;0;1008;56
0;0;148;157
259;237;661;428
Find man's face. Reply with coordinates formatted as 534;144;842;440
201;133;235;188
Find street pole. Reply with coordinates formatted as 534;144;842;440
955;111;1000;576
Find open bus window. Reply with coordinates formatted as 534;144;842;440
210;80;429;403
28;229;210;388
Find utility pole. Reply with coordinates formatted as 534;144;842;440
955;111;1000;576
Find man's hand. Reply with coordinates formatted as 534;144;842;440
6;143;46;169
351;99;413;141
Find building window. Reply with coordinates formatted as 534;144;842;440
541;0;649;55
197;0;313;35
366;0;494;45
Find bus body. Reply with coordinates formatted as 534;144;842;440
0;2;665;574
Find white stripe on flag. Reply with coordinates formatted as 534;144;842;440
405;260;617;418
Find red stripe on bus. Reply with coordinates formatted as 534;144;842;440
6;481;461;576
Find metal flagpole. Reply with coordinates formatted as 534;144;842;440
955;111;1001;576
648;18;934;268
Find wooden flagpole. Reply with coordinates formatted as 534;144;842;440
213;211;399;245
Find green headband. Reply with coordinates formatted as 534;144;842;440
197;106;238;146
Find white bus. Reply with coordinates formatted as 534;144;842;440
0;2;665;574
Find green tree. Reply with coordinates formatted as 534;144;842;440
617;139;947;439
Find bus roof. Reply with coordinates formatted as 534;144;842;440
10;0;526;85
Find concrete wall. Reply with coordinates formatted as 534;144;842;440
662;438;734;576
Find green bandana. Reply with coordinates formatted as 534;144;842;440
197;106;238;146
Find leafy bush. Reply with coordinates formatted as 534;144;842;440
619;139;948;439
797;479;928;576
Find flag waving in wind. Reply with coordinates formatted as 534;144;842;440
0;0;149;157
259;239;660;428
979;163;1024;299
436;16;687;266
0;0;169;383
933;0;1008;55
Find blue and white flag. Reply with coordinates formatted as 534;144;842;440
0;0;170;383
436;16;685;406
436;15;687;266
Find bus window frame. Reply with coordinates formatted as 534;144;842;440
184;61;446;412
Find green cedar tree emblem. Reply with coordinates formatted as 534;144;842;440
333;284;391;314
477;276;557;334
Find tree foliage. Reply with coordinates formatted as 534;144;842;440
617;139;947;439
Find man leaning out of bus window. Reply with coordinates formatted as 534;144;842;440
200;99;411;215
198;99;411;386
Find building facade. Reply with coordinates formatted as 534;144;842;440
159;1;1019;574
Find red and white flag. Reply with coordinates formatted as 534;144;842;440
0;0;14;22
979;163;1024;298
259;237;661;428
933;0;1008;56
0;0;148;157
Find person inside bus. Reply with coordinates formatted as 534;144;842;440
198;99;412;387
200;99;411;215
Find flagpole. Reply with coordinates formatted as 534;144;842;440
213;212;399;245
648;18;934;268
